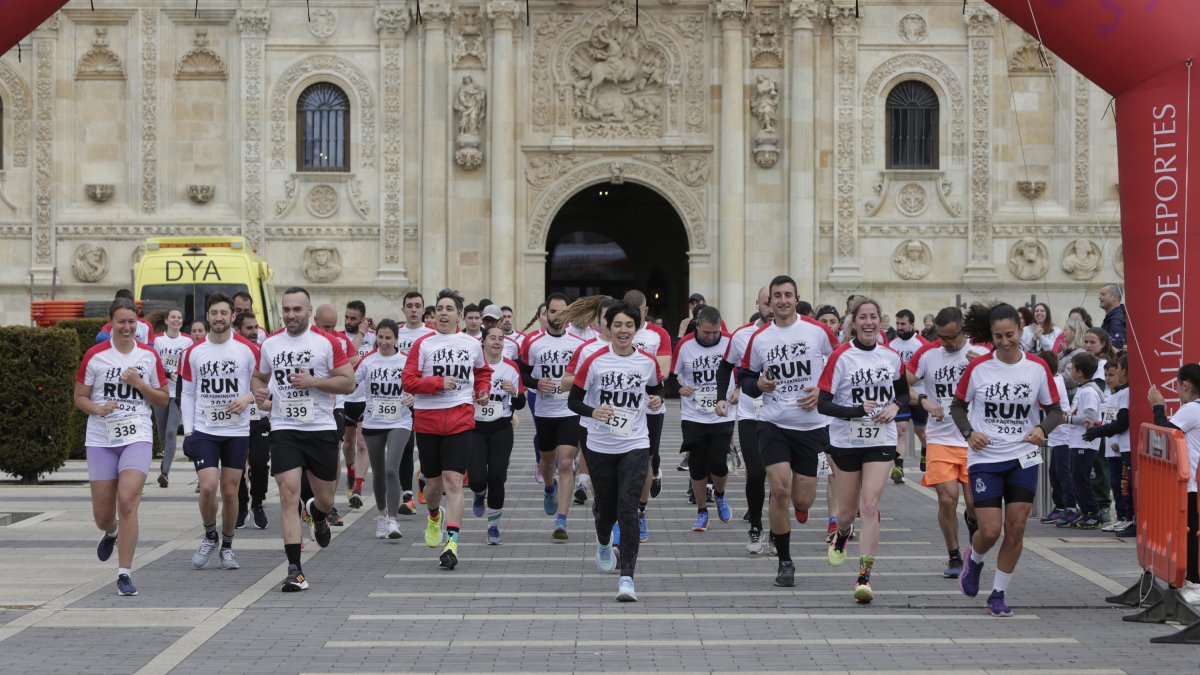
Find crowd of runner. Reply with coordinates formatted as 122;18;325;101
74;279;1200;611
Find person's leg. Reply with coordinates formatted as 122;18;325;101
439;433;471;541
688;436;711;511
354;426;370;495
856;460;891;557
196;466;220;530
707;430;731;506
467;431;490;498
384;429;409;519
90;477;119;536
1072;448;1099;514
1106;455;1125;522
400;433;415;494
219;466;243;542
555;444;577;517
1053;445;1076;509
248;423;271;506
585;448;619;541
1092;451;1111;514
1047;445;1064;509
160;401;181;477
616;447;649;577
366;434;389;514
996;501;1033;573
640;414;664;504
1121;453;1134;523
935;481;962;552
766;462;794;553
114;468;146;569
739;420;766;531
1188;493;1199;584
154;405;173;477
487;425;513;511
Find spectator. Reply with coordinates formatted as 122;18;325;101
920;313;937;342
1017;306;1035;331
678;293;707;338
1021;303;1061;353
1098;284;1127;351
1067;306;1094;328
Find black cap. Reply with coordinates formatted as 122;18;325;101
688;293;705;303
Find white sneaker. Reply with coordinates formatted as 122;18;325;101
192;537;217;569
1180;581;1200;606
387;520;403;540
219;548;240;570
595;539;617;573
1101;519;1123;532
375;515;388;539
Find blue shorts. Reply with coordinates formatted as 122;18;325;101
969;458;1038;509
183;431;250;472
895;406;929;427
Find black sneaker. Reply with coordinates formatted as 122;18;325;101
157;473;168;488
252;505;268;529
573;486;588;505
236;507;248;530
1115;521;1137;538
281;564;308;592
326;507;344;527
676;457;689;471
97;531;117;562
650;473;662;499
1072;513;1103;529
307;499;332;548
774;561;796;587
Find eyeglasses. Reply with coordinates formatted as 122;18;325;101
937;330;963;342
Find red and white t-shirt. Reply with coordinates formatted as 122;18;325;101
1101;387;1131;456
503;330;526;357
256;327;349;432
396;324;437;354
889;333;929;367
179;335;260;437
907;341;990;448
76;340;166;447
818;342;904;448
567;323;597;342
520;331;584;418
154;333;193;397
501;335;521;362
567;337;611;432
723;322;761;421
475;358;524;422
355;350;412;431
401;330;492;435
344;328;377;358
633;323;673;417
742;317;839;431
573;346;661;454
955;351;1059;466
672;333;733;423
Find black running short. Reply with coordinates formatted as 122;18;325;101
757;423;827;478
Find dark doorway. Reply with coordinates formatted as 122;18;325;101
546;182;689;332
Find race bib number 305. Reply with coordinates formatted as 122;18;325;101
605;408;636;437
849;418;885;447
203;405;239;427
106;416;142;445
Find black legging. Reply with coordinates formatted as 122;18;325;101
238;419;271;509
468;419;515;510
1189;492;1198;584
740;419;766;529
586;446;649;578
647;413;664;475
397;433;415;493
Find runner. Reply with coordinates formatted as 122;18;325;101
190;320;208;342
98;289;155;346
906;306;987;577
234;311;271;529
623;290;674;541
252;287;356;592
499;305;525;361
717;286;773;553
463;304;484;340
469;325;526;544
740;275;839;588
401;288;493;570
888;309;929;484
75;297;170;596
817;297;909;603
952;302;1063;617
356;319;414;541
313;304;354;526
341;300;375;509
568;302;665;602
672;306;734;532
152;309;191;489
396;292;436;512
178;292;260;571
233;291;268;344
520;293;585;539
521;302;549;483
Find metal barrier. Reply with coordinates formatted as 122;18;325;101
1033;445;1054;519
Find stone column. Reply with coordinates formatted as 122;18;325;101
30;12;60;286
713;1;747;322
827;3;862;290
140;9;159;215
236;9;270;254
787;1;823;302
962;7;999;289
487;0;522;305
375;7;413;288
420;2;452;293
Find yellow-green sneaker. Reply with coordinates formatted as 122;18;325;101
438;538;459;570
827;527;850;567
424;507;446;548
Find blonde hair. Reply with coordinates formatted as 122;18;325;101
557;295;612;332
1061;317;1088;351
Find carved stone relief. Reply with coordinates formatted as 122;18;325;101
750;10;783;68
0;59;31;168
896;183;927;217
453;9;487;69
1060;237;1102;281
1007;237;1049;280
377;6;412;267
141;10;158;214
966;8;998;267
270;55;376;170
898;14;927;44
831;5;860;262
34;39;55;265
1114;245;1124;278
1017;180;1046;199
302;242;342;283
308;9;338;42
751;75;780;168
1074;73;1090;212
237;9;269;252
130;244;145;267
454;75;486;171
86;184;114;203
72;243;108;282
305;184;339;218
176;29;228;80
187;184;215;204
892;240;932;280
1007;31;1055;75
861;54;965;167
76;28;126;80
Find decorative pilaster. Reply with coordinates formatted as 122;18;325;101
713;1;747;321
787;0;823;300
30;13;59;282
828;3;862;289
237;9;269;253
1073;72;1090;213
140;9;158;214
375;6;413;287
963;7;998;288
487;0;522;304
421;2;453;293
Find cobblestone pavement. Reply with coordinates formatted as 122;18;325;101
0;406;1197;674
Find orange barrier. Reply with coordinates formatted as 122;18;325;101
30;300;85;327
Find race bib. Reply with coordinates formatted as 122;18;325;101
372;398;404;422
545;384;569;401
605;408;636;437
105;415;142;445
848;418;885;447
162;353;179;372
1019;449;1043;469
248;403;260;420
1102;409;1117;424
202;404;239;427
694;391;718;415
475;401;502;422
280;397;315;423
816;452;832;477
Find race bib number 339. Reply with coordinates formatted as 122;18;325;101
281;399;314;423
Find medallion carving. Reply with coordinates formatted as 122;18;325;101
898;14;927;44
1007;237;1049;281
896;183;927;217
302;242;342;283
308;9;338;42
72;243;108;283
892;240;932;280
305;184;339;219
1060;238;1102;281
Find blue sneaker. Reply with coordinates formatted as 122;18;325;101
487;524;501;545
1039;507;1066;524
595;538;616;573
552;514;568;540
715;496;732;523
958;547;984;598
944;554;964;579
473;491;486;518
986;590;1013;617
616;575;638;602
543;482;557;516
116;573;138;596
638;514;649;542
1054;508;1081;528
691;511;710;532
97;531;117;562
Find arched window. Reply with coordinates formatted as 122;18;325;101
297;83;349;172
886;80;938;170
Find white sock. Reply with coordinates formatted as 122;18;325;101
970;549;985;565
993;570;1013;592
106;524;118;537
118;567;131;577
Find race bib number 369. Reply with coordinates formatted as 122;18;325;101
372;399;403;422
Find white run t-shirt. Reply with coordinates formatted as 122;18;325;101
741;317;839;432
76;340;166;447
396;324;436;354
153;333;193;398
1066;382;1103;450
632;323;673;417
573;346;661;454
1101;387;1131;456
1169;401;1200;492
907;341;990;448
475;358;523;422
672;332;733;424
889;333;928;367
520;331;584;418
355;350;412;431
818;342;904;449
257;326;349;432
723;322;761;421
1046;375;1073;448
403;330;489;411
956;351;1059;466
179;335;260;437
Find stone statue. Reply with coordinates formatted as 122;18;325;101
751;75;779;134
302;242;342;283
72;244;108;283
891;240;932;280
454;76;487;137
1060;237;1102;281
1007;237;1049;281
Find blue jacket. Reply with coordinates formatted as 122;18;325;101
1101;304;1127;351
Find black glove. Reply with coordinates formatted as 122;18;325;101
1082;428;1101;443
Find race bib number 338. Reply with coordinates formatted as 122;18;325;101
106;416;141;444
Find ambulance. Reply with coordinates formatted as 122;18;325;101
133;236;278;331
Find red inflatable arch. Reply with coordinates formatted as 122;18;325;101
985;0;1200;436
0;2;70;58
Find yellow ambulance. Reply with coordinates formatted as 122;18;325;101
133;236;278;331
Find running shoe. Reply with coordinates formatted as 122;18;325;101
742;510;750;521
487;524;501;545
399;499;416;515
553;514;569;540
116;574;138;596
1040;507;1066;524
349;491;364;509
774;561;795;587
326;507;344;527
890;466;904;484
985;590;1013;617
944;554;964;579
767;532;777;557
692;511;710;532
387;521;403;540
543;482;557;516
219;548;239;570
595;538;617;573
1115;521;1137;538
715;496;732;524
1054;509;1081;528
235;507;247;530
650;471;662;498
418;478;427;504
958;547;983;597
97;531;117;562
252;505;268;529
439;539;459;570
1071;513;1103;529
746;527;764;555
281;564;307;592
473;491;487;517
192;537;217;569
638;514;649;542
854;578;874;603
827;526;851;567
375;515;389;539
1101;519;1124;533
307;499;332;548
616;575;638;602
573;485;588;505
157;473;168;488
425;506;446;547
676;457;689;471
794;508;808;525
825;520;838;544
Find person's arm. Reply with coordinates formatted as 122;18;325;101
518;360;540;390
892;374;911;414
1153;405;1179;429
739;367;763;398
1038;405;1065;437
716;360;734;403
816;389;867;420
510;390;527;411
1084;408;1129;441
567;384;595;419
950;397;972;436
180;375;197;435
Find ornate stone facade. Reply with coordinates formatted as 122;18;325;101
0;1;1121;327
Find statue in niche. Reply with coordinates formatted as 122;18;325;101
892;240;932;280
302;242;342;283
1008;238;1049;281
1060;238;1102;281
751;75;779;134
454;75;487;137
72;244;108;283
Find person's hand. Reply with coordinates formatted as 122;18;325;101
592;404;615;423
862;400;879;417
797;386;819;411
227;394;253;415
365;317;375;330
923;397;945;422
679;386;696;398
499;380;517;395
715;400;729;417
120;368;144;386
1148;385;1166;407
873;402;900;424
253;388;270;405
1082;428;1100;443
1022;426;1046;446
757;371;777;393
97;401;118;417
729;389;740;406
288;369;315;389
967;431;990;452
537;378;557;394
401;394;415;407
442;376;459;391
475;391;490;405
649;396;663;412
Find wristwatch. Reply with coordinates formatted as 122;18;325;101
961;427;973;440
917;394;928;405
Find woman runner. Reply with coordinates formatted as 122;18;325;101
357;319;415;541
469;325;526;544
153;308;192;488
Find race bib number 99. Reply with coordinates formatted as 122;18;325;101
605;408;636;437
475;402;502;421
106;416;141;445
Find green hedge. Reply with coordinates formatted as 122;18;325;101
56;319;107;460
0;327;79;482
